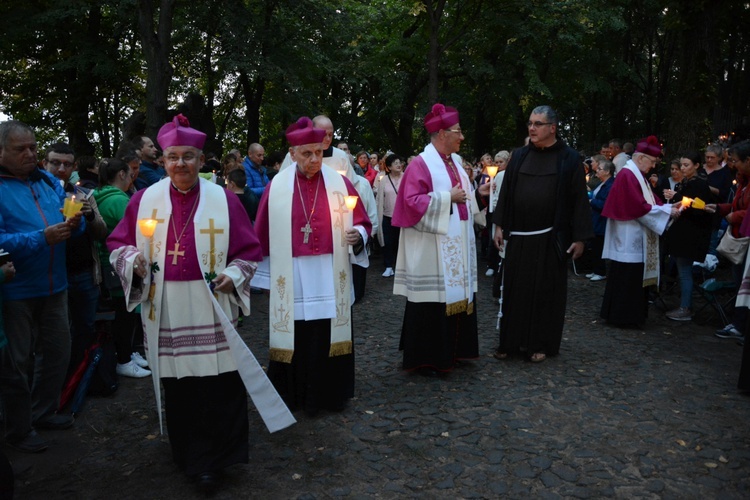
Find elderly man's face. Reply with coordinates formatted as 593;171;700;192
0;130;38;179
164;146;203;190
45;151;76;184
292;143;324;178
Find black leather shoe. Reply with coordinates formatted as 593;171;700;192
196;471;218;494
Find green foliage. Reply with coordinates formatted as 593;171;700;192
0;0;746;158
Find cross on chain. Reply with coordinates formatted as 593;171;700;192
167;242;185;265
300;223;313;244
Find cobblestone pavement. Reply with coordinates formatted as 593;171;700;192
11;258;750;499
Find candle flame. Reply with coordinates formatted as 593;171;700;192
344;196;358;210
138;219;158;238
486;166;499;178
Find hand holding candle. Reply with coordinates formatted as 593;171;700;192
136;218;158;279
63;195;84;219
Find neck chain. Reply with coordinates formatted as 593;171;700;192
295;172;322;244
444;156;461;185
167;193;200;265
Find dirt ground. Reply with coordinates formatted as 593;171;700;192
6;256;750;499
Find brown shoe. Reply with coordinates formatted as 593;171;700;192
530;352;546;363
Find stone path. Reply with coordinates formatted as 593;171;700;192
11;259;750;499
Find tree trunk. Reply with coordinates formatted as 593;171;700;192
137;0;175;139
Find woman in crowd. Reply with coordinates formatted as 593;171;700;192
485;151;510;277
657;159;684;203
93;159;151;378
704;144;733;255
587;159;615;281
356;150;377;186
376;154;404;278
587;154;607;191
711;140;750;340
664;152;716;321
705;144;732;202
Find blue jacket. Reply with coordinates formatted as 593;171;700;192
590;176;614;236
0;167;85;300
134;161;166;191
242;157;269;197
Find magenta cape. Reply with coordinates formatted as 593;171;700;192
392;154;468;227
602;167;662;221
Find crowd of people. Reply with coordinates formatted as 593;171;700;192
1;104;749;494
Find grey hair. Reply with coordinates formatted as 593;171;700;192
494;150;510;162
599;159;616;176
0;120;34;150
705;144;723;157
531;105;558;126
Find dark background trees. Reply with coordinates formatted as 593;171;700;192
0;0;747;160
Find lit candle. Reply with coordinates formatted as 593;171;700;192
137;218;159;321
345;196;358;230
345;196;358;254
680;197;693;210
138;219;158;239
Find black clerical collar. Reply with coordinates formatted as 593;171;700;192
323;146;333;158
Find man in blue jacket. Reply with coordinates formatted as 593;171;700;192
242;142;269;198
0;121;85;453
133;135;165;190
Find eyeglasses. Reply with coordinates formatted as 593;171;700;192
165;153;199;165
445;128;463;135
47;159;74;169
527;121;553;128
640;155;658;166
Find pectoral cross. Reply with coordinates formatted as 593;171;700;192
300;223;313;244
167;242;185;265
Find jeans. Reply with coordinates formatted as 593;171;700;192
0;291;71;440
67;269;100;373
674;257;694;309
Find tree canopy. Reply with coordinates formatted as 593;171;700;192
0;0;747;160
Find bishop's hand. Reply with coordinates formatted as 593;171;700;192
212;273;235;294
133;253;148;279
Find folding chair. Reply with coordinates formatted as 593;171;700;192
693;277;737;326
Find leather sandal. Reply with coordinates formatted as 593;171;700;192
492;351;508;360
530;352;546;363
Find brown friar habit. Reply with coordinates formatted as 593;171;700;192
493;140;592;357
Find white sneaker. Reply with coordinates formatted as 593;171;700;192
485;269;495;277
116;360;152;378
590;274;606;282
131;352;149;368
585;273;595;279
382;268;394;277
